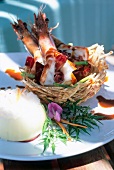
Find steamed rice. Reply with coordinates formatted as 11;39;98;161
0;88;46;141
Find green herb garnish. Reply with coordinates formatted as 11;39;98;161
54;75;90;88
21;71;35;79
53;83;71;88
75;61;88;65
41;101;102;153
72;76;90;87
42;117;67;154
61;101;102;138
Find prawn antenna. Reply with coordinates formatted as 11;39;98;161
39;4;47;13
9;13;18;23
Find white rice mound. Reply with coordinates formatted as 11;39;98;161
0;88;46;141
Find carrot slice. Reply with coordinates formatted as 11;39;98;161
61;119;87;128
55;120;69;137
5;69;23;81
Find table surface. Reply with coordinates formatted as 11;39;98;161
0;139;114;170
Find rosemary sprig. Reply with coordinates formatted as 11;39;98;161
42;117;68;154
61;101;103;137
41;101;103;153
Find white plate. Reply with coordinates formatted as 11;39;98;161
0;52;114;161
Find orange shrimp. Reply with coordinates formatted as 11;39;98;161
32;9;77;85
51;35;89;61
11;20;44;65
51;35;113;70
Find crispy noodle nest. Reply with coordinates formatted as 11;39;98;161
22;44;110;104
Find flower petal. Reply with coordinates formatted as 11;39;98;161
48;102;63;121
48;111;54;119
54;111;61;122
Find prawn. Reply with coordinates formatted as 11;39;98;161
52;35;113;70
32;7;77;85
51;35;89;61
11;20;44;67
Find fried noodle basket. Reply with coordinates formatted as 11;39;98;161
22;44;111;104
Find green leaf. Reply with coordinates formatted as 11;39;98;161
74;61;88;66
81;128;91;135
53;83;71;88
42;118;49;134
21;71;35;79
43;138;50;153
51;143;55;154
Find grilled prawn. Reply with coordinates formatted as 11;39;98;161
52;35;89;61
32;9;77;85
11;20;44;68
52;35;113;71
11;19;45;83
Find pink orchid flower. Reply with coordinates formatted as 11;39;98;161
48;102;63;122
